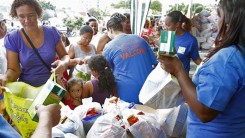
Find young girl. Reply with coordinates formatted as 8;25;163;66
64;77;83;110
82;55;117;105
68;25;96;80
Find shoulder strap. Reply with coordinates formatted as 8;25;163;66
21;28;51;71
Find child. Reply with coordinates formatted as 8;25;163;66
82;55;117;105
64;77;83;110
68;25;96;81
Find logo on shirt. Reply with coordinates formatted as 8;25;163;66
177;46;186;54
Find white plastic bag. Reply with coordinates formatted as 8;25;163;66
139;63;183;109
155;103;188;137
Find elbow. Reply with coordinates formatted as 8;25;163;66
199;116;214;123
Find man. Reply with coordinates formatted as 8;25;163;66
87;18;102;49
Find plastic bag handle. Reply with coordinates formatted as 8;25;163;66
49;72;56;83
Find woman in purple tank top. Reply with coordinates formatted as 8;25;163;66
82;55;117;105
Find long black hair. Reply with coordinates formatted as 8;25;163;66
88;55;116;94
205;0;245;60
167;11;192;32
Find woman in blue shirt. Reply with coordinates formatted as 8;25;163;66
164;11;202;75
158;0;245;137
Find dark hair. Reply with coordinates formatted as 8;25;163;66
66;77;83;91
107;13;126;31
88;55;116;94
205;0;245;60
167;11;192;32
10;0;43;18
79;25;93;35
88;18;97;23
123;13;130;19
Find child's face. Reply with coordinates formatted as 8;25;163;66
69;83;83;99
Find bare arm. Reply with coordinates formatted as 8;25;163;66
193;57;202;65
31;104;61;138
0;50;20;86
96;34;110;54
82;81;93;99
158;56;219;123
52;40;70;77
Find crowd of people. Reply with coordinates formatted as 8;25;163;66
0;0;244;137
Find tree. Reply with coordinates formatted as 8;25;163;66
37;0;56;21
150;0;162;14
87;8;106;21
37;0;56;10
167;3;189;15
63;16;84;30
111;0;131;9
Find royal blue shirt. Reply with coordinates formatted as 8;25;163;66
188;45;245;137
175;32;200;74
103;34;158;104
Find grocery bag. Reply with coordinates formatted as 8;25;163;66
73;64;91;83
155;103;188;137
3;82;42;138
139;63;183;109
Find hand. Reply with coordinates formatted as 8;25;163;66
0;74;8;87
83;56;91;64
51;60;67;77
76;58;84;65
35;104;61;127
157;55;184;77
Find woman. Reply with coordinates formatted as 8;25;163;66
164;11;202;75
158;0;245;137
82;55;117;105
68;25;96;79
96;12;130;54
103;13;158;104
0;0;69;87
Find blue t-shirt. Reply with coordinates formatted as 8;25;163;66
103;34;158;104
0;115;22;138
188;45;245;137
4;26;61;87
175;32;200;74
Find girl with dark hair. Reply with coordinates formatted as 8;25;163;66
158;0;245;137
64;77;83;110
165;10;202;75
68;25;96;78
82;55;117;105
103;13;158;104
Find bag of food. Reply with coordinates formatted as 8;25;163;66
3;82;42;138
139;63;183;109
73;64;91;83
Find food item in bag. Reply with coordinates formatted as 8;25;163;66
158;30;176;56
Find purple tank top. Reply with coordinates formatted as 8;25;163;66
91;79;111;105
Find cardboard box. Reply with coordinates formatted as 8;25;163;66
158;30;176;56
28;79;66;122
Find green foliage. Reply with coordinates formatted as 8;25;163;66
150;0;162;14
63;16;84;30
87;8;107;21
111;0;131;9
167;3;189;15
37;0;56;10
192;3;204;14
